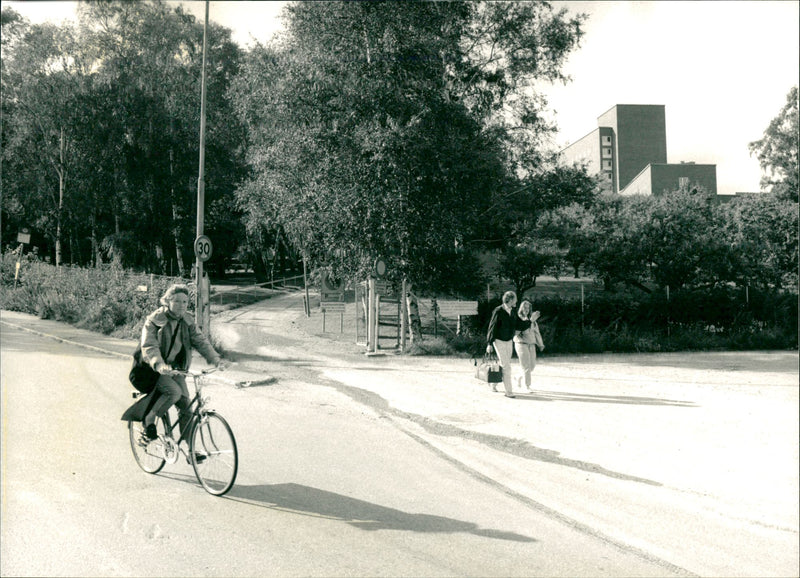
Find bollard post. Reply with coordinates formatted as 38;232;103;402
367;278;377;353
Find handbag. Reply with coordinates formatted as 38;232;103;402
128;321;180;393
474;352;503;383
129;346;159;393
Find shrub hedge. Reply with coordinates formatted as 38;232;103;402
1;253;796;354
0;252;183;339
461;285;798;355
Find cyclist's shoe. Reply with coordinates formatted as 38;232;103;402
145;424;158;440
188;452;207;464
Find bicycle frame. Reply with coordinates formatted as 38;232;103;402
139;369;216;463
129;366;238;495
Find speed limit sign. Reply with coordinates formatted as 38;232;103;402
194;235;213;262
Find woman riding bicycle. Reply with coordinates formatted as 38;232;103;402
140;284;227;441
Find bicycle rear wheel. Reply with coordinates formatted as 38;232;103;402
190;411;238;496
129;419;165;474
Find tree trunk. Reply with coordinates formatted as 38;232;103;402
91;213;100;267
155;243;165;274
169;147;186;277
69;228;77;266
55;127;65;268
172;201;186;277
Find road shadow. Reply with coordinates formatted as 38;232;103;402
223;482;536;543
514;389;697;407
293;376;666;487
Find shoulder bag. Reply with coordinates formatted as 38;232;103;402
128;320;180;393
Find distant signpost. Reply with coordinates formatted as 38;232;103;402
14;229;30;288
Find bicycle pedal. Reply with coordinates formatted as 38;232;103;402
187;453;208;465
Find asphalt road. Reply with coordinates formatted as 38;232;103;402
2;324;690;577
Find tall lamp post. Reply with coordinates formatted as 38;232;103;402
195;0;210;332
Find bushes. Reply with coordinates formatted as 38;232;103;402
0;253;182;338
2;251;795;354
450;285;797;355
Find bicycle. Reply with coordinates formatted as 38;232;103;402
123;368;238;496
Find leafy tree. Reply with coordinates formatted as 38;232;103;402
749;86;799;202
498;241;561;298
1;15;93;266
534;202;597;278
718;194;799;289
230;1;585;295
75;0;246;273
583;194;650;291
1;0;246;273
638;188;729;290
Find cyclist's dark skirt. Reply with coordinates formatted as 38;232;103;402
121;392;160;422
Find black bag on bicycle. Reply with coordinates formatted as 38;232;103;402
129;346;159;393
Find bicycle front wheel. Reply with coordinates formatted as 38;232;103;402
129;419;165;474
190;411;238;496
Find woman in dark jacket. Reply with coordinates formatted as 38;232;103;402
486;290;518;397
140;284;227;441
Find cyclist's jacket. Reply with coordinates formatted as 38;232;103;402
140;307;221;374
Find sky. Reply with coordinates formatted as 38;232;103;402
6;1;800;195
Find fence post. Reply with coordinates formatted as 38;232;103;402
400;278;408;352
666;285;670;338
581;284;585;335
303;257;310;317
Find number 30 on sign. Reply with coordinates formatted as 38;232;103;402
194;235;213;262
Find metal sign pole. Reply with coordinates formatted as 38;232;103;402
195;0;209;332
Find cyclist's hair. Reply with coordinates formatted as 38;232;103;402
160;284;190;307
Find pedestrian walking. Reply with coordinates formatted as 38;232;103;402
486;290;518;398
514;300;544;392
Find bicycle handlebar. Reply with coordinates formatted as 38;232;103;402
172;366;223;379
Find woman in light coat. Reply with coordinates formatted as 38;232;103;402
513;300;544;392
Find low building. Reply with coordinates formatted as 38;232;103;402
620;162;718;197
559;104;718;196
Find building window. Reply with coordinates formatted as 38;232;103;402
602;136;611;145
603;160;612;170
679;177;689;189
602;147;612;158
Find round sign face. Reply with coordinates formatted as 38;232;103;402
194;235;213;262
373;258;387;279
322;273;342;292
